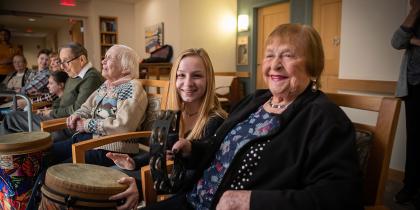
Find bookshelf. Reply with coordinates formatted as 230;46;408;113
99;16;118;59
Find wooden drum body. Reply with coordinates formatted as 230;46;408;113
39;163;129;209
0;132;52;210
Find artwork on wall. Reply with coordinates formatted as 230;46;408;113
145;22;164;53
237;35;248;65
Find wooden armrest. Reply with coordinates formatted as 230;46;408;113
365;205;389;210
40;118;67;132
72;131;152;163
32;101;51;110
140;160;173;206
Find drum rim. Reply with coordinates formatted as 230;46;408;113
45;163;129;197
0;132;52;155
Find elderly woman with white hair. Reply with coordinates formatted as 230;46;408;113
51;44;148;166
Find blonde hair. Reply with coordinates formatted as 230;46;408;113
167;48;227;140
266;23;325;88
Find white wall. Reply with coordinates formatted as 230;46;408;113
134;0;236;72
134;0;181;60
11;36;46;69
340;0;409;171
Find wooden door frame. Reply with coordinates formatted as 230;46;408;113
246;0;313;91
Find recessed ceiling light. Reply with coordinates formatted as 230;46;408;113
28;18;36;22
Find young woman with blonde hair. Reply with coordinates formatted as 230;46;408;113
107;48;227;210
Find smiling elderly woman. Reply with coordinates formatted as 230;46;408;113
51;44;148;166
123;24;363;210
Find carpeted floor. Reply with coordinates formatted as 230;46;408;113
384;180;417;210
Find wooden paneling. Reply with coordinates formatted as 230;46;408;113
321;76;396;95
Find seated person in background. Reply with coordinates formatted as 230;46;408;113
20;49;51;95
35;71;68;117
0;42;103;140
112;24;364;210
106;48;227;207
51;44;148;166
49;52;62;72
0;54;32;93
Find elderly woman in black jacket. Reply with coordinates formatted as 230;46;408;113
114;23;364;210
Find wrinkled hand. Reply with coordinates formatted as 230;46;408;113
171;138;192;158
67;115;80;130
38;109;52;117
216;190;251;210
106;152;135;170
75;118;86;133
16;99;26;109
109;177;139;210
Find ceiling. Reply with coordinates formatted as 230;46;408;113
0;14;74;38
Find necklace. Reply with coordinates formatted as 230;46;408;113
184;111;198;117
268;97;291;109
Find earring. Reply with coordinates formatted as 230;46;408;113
311;79;317;92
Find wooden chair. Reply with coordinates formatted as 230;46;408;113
326;93;401;210
214;75;242;111
140;93;401;209
39;79;169;161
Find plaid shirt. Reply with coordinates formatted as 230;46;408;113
31;93;58;104
21;69;50;95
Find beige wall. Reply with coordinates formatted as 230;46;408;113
0;0;136;69
134;0;236;72
340;0;408;171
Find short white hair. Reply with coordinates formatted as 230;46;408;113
110;44;140;79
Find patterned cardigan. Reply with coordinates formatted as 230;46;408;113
72;79;148;153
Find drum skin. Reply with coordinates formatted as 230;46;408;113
0;132;52;210
39;163;129;209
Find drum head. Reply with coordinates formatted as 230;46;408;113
45;163;129;200
0;131;52;155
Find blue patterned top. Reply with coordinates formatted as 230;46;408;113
186;106;280;210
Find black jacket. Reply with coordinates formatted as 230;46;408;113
187;87;364;210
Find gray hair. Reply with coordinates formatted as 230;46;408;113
59;42;88;59
110;44;140;79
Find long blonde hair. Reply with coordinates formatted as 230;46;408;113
167;48;227;140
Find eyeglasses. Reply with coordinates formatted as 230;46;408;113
59;55;80;66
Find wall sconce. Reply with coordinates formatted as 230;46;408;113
237;14;249;32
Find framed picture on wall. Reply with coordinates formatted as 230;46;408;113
237;35;248;65
145;22;164;53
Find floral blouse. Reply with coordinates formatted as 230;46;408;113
187;105;280;210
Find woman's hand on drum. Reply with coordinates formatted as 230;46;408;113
109;177;139;210
216;190;251;210
171;138;192;158
106;152;135;170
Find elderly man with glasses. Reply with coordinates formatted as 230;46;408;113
0;42;104;141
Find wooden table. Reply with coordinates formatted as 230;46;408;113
139;63;172;80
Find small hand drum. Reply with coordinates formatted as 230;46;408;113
39;163;129;209
149;110;185;194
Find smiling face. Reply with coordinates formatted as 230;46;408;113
101;47;123;82
37;53;50;70
175;55;207;104
262;38;310;101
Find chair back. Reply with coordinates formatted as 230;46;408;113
326;93;401;206
139;79;170;131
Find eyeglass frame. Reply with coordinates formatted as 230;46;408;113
59;55;81;66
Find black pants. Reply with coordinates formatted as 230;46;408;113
403;84;420;192
140;194;193;210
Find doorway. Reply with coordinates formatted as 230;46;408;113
256;2;290;89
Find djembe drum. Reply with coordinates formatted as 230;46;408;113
39;163;129;209
0;131;52;210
